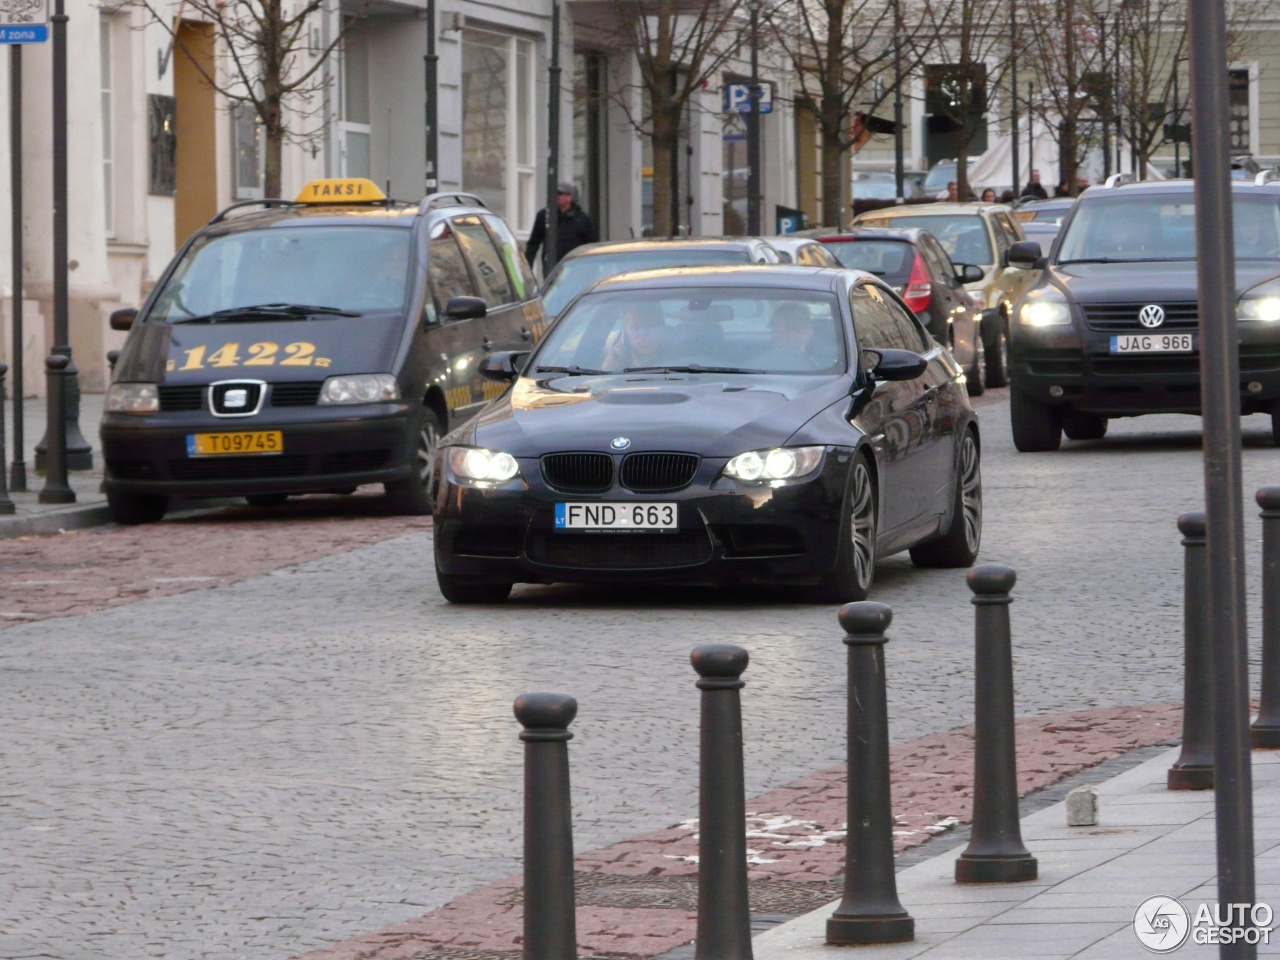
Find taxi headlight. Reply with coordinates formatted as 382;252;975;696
1238;284;1280;323
1018;288;1072;326
317;374;399;404
447;446;521;482
724;446;824;482
105;382;159;414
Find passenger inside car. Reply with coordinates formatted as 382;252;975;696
763;302;837;371
602;302;674;369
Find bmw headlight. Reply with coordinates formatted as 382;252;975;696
724;446;824;482
447;446;522;482
1018;287;1072;327
1238;279;1280;322
317;374;399;404
105;382;159;414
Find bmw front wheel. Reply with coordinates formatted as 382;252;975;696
808;454;877;603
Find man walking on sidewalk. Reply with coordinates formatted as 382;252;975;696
526;182;598;272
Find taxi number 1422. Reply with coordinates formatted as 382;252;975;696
1110;333;1194;354
165;341;333;371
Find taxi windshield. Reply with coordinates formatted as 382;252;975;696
541;249;749;317
532;287;846;375
149;225;413;321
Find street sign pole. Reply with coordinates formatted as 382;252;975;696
9;44;24;491
424;0;438;193
746;2;761;235
1188;1;1256;955
543;0;560;273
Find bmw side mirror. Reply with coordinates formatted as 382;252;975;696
110;307;138;331
863;347;928;381
479;350;528;382
1007;240;1044;269
445;295;487;320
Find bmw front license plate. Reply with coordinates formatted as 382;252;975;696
1110;333;1194;354
555;502;677;532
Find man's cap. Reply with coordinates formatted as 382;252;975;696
557;181;576;196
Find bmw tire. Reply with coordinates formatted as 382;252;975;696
808;453;877;603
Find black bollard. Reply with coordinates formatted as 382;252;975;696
513;692;578;960
691;644;753;960
0;362;14;514
38;354;74;504
1170;512;1215;784
955;565;1038;883
106;350;120;375
826;603;914;945
1253;490;1280;748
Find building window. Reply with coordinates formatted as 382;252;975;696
148;95;177;196
1229;67;1250;153
461;28;536;231
233;103;264;199
100;16;114;236
341;17;371;179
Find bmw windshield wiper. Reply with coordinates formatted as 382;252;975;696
176;303;362;323
1056;257;1147;265
533;364;608;376
621;364;767;374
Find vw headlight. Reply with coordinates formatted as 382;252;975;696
105;382;159;414
1238;280;1280;322
1018;287;1072;327
447;446;521;482
724;446;824;482
317;374;399;404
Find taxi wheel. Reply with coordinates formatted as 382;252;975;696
245;494;289;508
437;571;513;604
106;491;168;525
384;408;441;515
910;429;981;568
807;454;876;603
967;332;986;397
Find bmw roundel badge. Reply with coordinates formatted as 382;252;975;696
610;436;631;450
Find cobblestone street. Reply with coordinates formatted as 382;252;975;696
0;397;1275;959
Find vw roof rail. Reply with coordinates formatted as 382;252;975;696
1103;173;1138;189
1255;169;1280;186
207;198;299;224
419;191;488;214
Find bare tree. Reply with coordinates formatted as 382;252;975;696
769;0;936;226
130;0;367;198
617;0;740;237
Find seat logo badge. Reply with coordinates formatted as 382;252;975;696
1138;304;1166;328
610;437;631;450
224;388;249;408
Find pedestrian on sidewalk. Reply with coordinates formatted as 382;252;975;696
526;182;598;272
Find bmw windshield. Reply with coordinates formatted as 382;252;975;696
149;225;413;321
1057;194;1280;263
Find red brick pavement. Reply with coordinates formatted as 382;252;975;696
0;494;430;629
292;702;1183;960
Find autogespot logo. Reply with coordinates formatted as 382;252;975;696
1134;896;1191;952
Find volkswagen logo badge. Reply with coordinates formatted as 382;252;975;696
1138;304;1166;328
610;437;631;450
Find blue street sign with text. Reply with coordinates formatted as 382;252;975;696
0;24;47;43
723;83;773;115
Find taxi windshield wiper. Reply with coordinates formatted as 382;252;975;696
533;364;608;376
621;364;766;374
177;303;362;323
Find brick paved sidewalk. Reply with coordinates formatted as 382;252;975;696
291;703;1182;960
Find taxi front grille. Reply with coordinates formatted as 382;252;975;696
1082;302;1198;331
167;449;392;481
158;385;203;411
271;382;325;406
541;453;614;493
527;529;713;570
620;453;700;492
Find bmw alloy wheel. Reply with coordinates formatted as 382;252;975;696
849;459;876;588
960;432;982;553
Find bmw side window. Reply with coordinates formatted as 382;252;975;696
453;216;517;308
884;297;931;354
482;214;538;301
851;285;902;368
429;222;478;313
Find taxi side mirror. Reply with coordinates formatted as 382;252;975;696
479;350;528;382
110;307;138;331
1007;240;1044;269
445;296;487;320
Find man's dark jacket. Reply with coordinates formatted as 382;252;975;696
526;204;598;267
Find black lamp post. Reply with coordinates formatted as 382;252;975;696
424;0;438;193
1009;0;1019;198
746;0;762;235
893;0;905;201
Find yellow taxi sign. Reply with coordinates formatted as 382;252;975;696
294;178;386;204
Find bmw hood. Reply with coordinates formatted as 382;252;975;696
465;374;854;457
1052;260;1280;302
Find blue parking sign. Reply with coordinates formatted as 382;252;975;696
0;0;48;44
